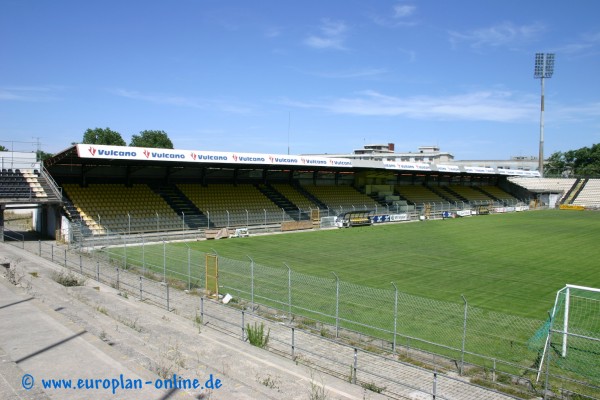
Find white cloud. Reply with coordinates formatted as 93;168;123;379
394;4;416;18
306;68;387;79
112;89;253;114
449;22;545;49
371;3;418;28
398;48;417;62
553;31;600;55
284;90;538;122
554;102;600;122
265;26;282;38
304;19;348;50
285;89;600;124
0;86;62;102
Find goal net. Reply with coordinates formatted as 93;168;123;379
537;285;600;385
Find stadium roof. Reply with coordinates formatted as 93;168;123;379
45;144;541;178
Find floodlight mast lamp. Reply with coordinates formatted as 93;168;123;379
534;53;555;177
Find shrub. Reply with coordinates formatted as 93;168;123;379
246;322;270;348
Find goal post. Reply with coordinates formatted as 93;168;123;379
205;253;219;298
537;284;600;382
560;284;600;357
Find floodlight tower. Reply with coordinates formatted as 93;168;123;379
534;53;555;177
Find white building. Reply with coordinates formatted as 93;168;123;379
316;143;539;171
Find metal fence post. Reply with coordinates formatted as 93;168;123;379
544;329;553;400
241;310;245;341
248;256;254;311
291;327;295;358
332;272;339;338
38;240;41;256
392;282;398;353
187;246;191;291
432;371;437;399
116;267;120;290
51;244;54;262
142;235;146;275
200;296;204;322
353;348;358;384
139;276;143;300
285;263;292;322
461;295;468;375
166;282;170;311
96;261;100;281
162;240;166;283
64;248;67;268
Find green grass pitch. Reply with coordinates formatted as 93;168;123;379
109;209;600;382
172;209;600;320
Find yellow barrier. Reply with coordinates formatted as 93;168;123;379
559;204;585;211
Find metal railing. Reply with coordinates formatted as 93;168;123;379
2;228;24;248
67;199;532;243
3;235;597;399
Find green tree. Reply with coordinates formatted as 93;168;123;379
36;150;54;161
82;127;126;146
546;143;600;176
0;145;8;151
545;151;568;176
129;130;173;149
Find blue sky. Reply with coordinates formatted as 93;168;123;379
1;0;599;160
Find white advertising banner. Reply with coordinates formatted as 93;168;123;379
496;169;541;177
436;164;461;173
383;161;432;171
389;214;410;221
75;144;353;168
464;166;496;174
74;144;541;176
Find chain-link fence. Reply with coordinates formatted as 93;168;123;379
5;235;597;399
11;238;519;399
64;198;530;239
81;235;599;399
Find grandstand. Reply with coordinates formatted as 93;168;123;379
271;183;318;211
0;169;49;200
3;143;600;241
177;183;296;227
503;176;600;209
395;184;448;205
478;185;520;203
301;184;380;211
572;179;600;208
508;177;577;192
2;144;600;399
62;183;183;234
444;184;494;204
